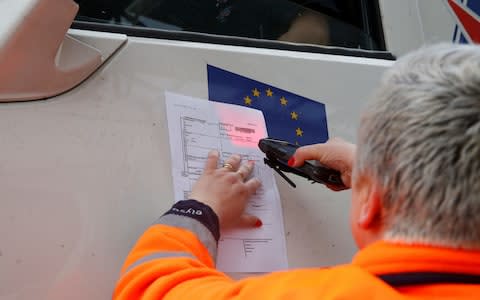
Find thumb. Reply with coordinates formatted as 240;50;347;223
238;214;263;228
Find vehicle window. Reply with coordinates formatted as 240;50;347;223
74;0;385;51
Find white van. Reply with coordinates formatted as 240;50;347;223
0;0;478;299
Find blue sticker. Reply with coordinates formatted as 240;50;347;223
207;65;329;146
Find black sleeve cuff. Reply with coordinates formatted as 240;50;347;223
163;199;220;241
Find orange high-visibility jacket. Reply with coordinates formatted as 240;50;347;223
114;200;480;299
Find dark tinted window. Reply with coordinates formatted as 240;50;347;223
74;0;385;51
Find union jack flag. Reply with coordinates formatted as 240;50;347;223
447;0;480;44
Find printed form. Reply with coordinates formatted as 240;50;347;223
165;92;288;272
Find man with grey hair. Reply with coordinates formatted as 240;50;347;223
354;43;480;249
114;44;480;299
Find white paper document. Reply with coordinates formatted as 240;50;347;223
165;91;288;272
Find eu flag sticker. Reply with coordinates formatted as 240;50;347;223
207;65;329;146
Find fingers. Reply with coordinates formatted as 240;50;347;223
238;214;263;228
290;138;356;189
245;177;262;194
326;183;348;192
236;160;254;180
290;138;355;169
204;150;219;172
223;154;241;171
290;144;327;167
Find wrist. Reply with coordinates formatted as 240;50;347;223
163;199;220;241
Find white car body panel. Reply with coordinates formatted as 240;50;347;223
380;0;477;56
68;29;127;63
0;36;392;299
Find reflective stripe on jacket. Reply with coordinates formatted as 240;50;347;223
114;205;480;299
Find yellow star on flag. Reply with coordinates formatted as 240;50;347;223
252;88;260;97
244;96;252;105
291;111;298;120
280;96;288;106
266;88;273;97
296;127;303;137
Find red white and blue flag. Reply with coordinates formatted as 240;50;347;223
447;0;480;44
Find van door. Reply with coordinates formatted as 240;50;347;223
0;0;393;299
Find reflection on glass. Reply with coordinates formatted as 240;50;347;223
74;0;380;50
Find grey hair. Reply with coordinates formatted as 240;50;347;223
356;44;480;249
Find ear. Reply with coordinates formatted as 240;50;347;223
357;184;382;229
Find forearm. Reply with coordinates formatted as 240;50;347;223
113;200;332;300
114;149;273;299
114;200;231;300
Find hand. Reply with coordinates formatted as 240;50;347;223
190;150;262;228
289;137;356;190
